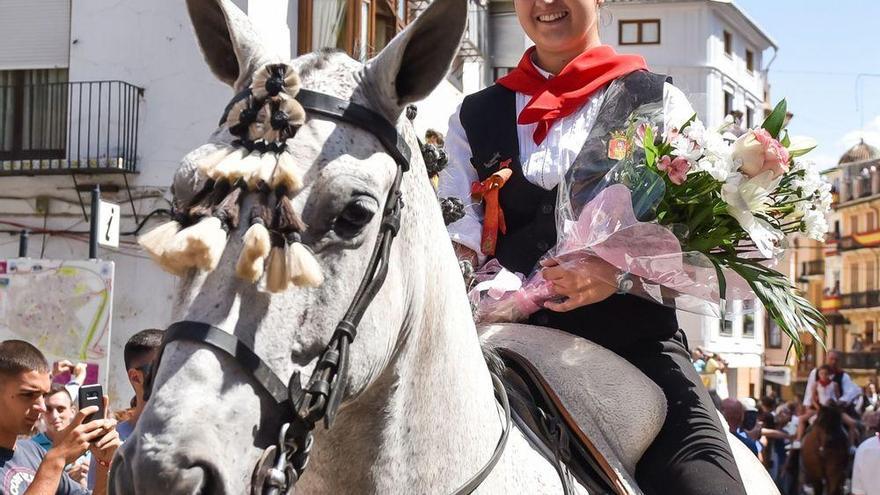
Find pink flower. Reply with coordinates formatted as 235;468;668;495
732;128;791;179
635;122;659;148
658;155;691;185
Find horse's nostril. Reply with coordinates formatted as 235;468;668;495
188;462;221;495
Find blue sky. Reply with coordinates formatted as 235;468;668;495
733;0;880;169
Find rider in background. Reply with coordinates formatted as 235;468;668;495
795;362;860;448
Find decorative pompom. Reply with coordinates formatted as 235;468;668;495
288;241;323;287
252;63;301;100
249;152;278;190
422;142;448;177
264;99;306;143
195;145;234;178
212;147;249;181
405;105;418;121
264;244;290;293
189;180;230;218
166;216;228;272
224;95;259;138
271;150;302;192
138;220;180;263
248;102;272;142
275;192;306;233
235;221;271;282
440;197;465;226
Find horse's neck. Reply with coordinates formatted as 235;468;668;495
302;228;505;492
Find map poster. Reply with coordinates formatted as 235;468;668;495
0;259;114;388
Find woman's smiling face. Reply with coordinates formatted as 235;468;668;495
514;0;602;57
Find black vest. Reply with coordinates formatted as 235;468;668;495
459;70;679;351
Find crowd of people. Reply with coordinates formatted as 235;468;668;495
697;349;880;495
0;329;163;494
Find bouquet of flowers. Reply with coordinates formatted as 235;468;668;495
471;99;829;356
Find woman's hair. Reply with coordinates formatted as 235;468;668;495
818;364;832;375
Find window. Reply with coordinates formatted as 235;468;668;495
766;317;782;348
724;90;734;119
493;67;514;80
851;263;860;293
299;0;406;59
850;214;859;235
619;20;661;45
867;321;875;343
720;318;734;337
743;313;755;338
869;261;877;291
723;30;733;56
867;211;877;231
746;106;754;128
746;49;755;72
0;69;68;161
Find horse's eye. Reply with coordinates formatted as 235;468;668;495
334;196;376;237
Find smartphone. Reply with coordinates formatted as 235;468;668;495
742;410;759;431
77;384;105;423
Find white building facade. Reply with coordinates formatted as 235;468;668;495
0;0;484;408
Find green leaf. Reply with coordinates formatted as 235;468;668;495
644;125;657;166
788;136;818;158
781;130;791;148
761;99;788;139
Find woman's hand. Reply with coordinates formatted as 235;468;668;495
540;254;619;312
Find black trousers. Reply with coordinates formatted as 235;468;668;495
618;330;746;495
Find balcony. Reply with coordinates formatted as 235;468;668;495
839;352;880;370
821;295;842;313
0;80;143;176
838;228;880;252
840;290;880;310
799;260;825;278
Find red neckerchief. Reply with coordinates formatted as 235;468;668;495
497;45;647;145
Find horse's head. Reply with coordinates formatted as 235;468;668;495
110;0;468;493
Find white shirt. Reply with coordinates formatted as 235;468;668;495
852;435;880;495
815;381;840;406
802;368;861;407
437;73;696;261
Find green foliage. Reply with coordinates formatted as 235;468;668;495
762;99;788;139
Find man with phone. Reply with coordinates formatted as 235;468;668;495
0;340;120;495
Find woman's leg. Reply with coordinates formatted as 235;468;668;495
796;410;816;441
620;330;746;495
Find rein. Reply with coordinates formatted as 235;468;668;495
147;88;511;495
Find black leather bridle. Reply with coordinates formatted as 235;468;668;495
147;89;511;495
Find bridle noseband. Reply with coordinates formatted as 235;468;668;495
147;89;511;495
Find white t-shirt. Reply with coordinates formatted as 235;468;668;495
852;435;880;495
815;381;840;406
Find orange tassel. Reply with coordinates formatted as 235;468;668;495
470;167;513;256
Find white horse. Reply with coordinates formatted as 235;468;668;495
109;0;777;493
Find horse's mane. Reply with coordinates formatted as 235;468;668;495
816;405;848;448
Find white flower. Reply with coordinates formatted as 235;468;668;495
722;172;784;257
671;135;702;162
803;208;829;241
817;181;833;211
792;160;822;198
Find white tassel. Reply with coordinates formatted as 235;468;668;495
212;147;248;180
165;217;228;272
235;222;272;282
265;245;290;293
288;242;323;287
272;150;302;192
249;152;278;190
230;150;262;183
195;145;234;178
138;220;191;276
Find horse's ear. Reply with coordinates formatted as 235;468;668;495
363;0;468;120
186;0;278;91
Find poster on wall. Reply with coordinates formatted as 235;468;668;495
0;258;114;391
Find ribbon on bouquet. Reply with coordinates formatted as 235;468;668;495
471;162;513;256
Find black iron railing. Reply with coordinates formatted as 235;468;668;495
840;352;880;370
840;290;880;310
0;80;143;175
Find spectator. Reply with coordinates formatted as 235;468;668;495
852;433;880;495
32;383;91;486
864;382;880;413
691;348;706;373
52;360;88;401
88;328;164;488
0;340;119;495
424;128;445;147
721;397;762;457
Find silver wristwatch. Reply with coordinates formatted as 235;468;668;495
615;271;633;295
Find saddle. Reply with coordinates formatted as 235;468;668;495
480;324;667;495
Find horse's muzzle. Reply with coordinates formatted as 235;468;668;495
109;437;224;495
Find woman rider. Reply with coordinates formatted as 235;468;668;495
438;0;747;493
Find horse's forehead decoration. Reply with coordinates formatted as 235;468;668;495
137;62;322;293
